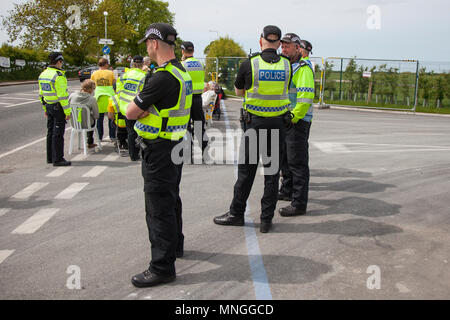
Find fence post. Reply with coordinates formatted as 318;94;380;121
339;58;343;100
413;60;419;112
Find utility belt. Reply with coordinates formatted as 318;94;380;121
45;102;63;112
136;136;182;151
240;109;286;124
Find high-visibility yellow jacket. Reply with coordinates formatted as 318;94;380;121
38;67;71;115
290;57;315;123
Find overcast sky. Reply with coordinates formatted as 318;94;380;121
1;0;449;62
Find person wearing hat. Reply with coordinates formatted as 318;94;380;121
91;58;117;144
38;52;72;166
181;41;208;154
213;25;292;233
116;55;147;157
126;23;193;287
278;35;315;217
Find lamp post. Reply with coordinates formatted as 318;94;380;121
103;11;109;60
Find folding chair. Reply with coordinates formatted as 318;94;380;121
69;104;102;156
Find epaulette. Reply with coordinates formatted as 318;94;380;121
248;52;260;59
56;71;63;76
298;60;308;67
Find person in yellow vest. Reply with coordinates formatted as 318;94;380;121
181;41;208;153
38;52;71;166
278;37;315;217
90;58;116;142
106;95;128;149
127;23;192;288
213;25;292;233
116;55;147;161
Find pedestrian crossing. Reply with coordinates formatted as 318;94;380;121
0;152;121;265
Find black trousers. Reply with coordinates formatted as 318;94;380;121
142;139;183;276
87;120;96;145
280;120;311;210
46;103;66;163
126;119;140;160
230;115;285;222
190;94;208;151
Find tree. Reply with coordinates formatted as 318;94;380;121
204;37;246;88
2;0;133;66
344;58;358;98
119;0;174;57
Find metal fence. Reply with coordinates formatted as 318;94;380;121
321;57;420;111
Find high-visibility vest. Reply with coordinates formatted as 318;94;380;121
244;54;291;117
134;62;193;141
117;68;146;116
182;57;205;94
290;57;315;123
38;67;71;115
109;95;126;128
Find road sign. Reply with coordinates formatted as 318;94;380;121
15;60;26;67
363;71;372;78
0;56;10;68
102;46;111;55
99;38;114;45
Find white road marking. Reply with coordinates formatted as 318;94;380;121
0;208;11;217
0;96;36;101
47;167;72;177
102;153;119;162
313;142;351;153
11;208;60;234
11;182;49;200
71;154;89;161
82;166;108;178
0;128;70;160
0;102;10;105
3;100;41;108
0;250;15;264
55;183;89;199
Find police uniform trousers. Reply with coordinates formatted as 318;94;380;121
281;119;311;210
46;103;66;163
190;94;208;152
126;119;140;160
230;114;285;222
141;139;183;276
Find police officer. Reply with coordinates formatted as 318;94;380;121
38;52;71;166
181;41;208;153
117;55;147;159
213;25;292;233
126;23;192;287
278;37;315;217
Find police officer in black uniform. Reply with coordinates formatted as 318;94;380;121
213;26;292;233
126;23;190;287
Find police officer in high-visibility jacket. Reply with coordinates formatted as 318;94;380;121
117;55;146;159
278;36;315;217
213;25;292;233
107;95;128;149
127;23;192;288
38;52;71;166
181;41;208;153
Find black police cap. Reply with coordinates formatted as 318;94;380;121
261;25;282;43
49;52;64;63
138;23;177;45
181;41;194;51
300;40;313;52
281;33;301;45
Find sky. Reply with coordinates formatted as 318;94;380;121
1;0;449;62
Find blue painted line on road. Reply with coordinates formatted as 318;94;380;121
222;101;272;300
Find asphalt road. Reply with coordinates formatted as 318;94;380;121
0;85;450;300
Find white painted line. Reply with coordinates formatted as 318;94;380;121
47;167;72;177
0;250;15;264
82;166;108;178
0;96;36;101
12;208;60;234
313;142;351;154
71;154;89;161
3;100;41;108
0;128;71;160
0;208;11;217
11;182;49;200
55;183;89;200
102;153;120;162
0;102;10;105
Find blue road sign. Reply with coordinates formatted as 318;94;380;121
102;45;111;55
